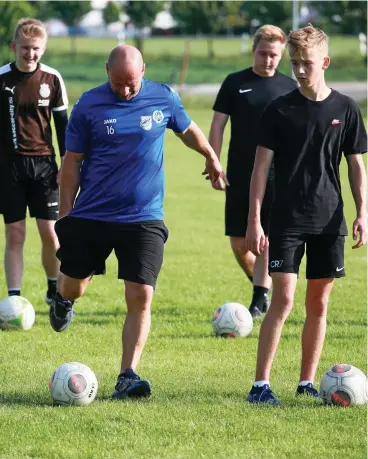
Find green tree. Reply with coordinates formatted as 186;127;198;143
0;1;35;64
103;1;121;26
310;1;367;34
240;1;292;33
50;1;92;62
171;2;245;58
124;1;163;52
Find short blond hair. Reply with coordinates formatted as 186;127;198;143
287;23;328;56
13;18;47;42
252;25;287;52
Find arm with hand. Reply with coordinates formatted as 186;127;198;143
59;150;83;218
53;109;68;185
175;121;229;189
346;154;367;248
245;146;274;255
207;112;229;190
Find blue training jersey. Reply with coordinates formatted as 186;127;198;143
65;79;191;223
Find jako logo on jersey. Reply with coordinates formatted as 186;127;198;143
270;260;283;268
140;116;152;131
104;119;117;124
153;110;164;124
331;119;342;125
39;83;51;98
5;86;15;94
38;99;50;107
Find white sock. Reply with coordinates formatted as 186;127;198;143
299;380;313;386
253;380;270;387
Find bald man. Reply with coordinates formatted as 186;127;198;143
49;45;228;400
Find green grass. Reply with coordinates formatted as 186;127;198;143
41;35;367;102
0;109;367;458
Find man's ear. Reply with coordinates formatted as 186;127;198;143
322;55;330;70
10;40;16;53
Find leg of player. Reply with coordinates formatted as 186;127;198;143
4;220;26;297
49;273;90;332
249;237;272;318
111;281;153;400
230;236;255;283
36;219;60;305
296;278;334;398
248;272;298;406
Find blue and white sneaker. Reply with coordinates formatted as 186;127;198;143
49;293;74;332
296;383;319;397
111;369;151;400
247;384;281;406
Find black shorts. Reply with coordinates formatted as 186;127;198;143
55;216;169;288
225;177;274;237
268;233;345;279
0;155;59;224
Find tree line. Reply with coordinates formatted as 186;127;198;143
0;0;366;62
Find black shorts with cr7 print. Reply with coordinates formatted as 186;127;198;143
55;216;169;288
268;233;345;279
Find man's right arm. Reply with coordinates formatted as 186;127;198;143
209;111;229;161
59;151;83;218
245;145;274;255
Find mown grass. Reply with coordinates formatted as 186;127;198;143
0;109;366;459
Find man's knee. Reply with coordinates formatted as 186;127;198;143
57;275;89;301
6;221;26;247
125;282;153;310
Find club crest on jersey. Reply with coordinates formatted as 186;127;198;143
140;116;152;131
39;83;51;98
152;110;164;124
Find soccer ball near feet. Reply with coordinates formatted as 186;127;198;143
0;296;35;330
49;362;98;406
320;364;367;406
212;302;253;338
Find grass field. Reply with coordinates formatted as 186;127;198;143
41;35;367;103
0;108;366;458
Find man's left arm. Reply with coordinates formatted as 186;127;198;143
346;154;367;248
53;109;68;183
175;121;228;189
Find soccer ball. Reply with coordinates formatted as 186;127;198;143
0;296;35;330
212;302;253;337
320;364;368;407
49;362;98;406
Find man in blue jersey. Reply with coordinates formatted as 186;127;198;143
49;45;228;400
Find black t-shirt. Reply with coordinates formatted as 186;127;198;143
259;89;367;235
213;68;297;183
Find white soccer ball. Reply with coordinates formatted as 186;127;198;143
320;364;368;406
49;362;98;406
0;296;35;330
212;302;253;337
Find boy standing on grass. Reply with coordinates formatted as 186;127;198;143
0;18;68;303
245;24;367;405
209;25;297;319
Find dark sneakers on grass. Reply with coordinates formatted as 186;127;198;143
296;383;319;397
249;304;262;319
248;384;281;406
111;369;151;400
49;292;74;332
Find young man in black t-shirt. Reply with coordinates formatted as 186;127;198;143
209;25;297;318
245;24;367;405
0;19;68;303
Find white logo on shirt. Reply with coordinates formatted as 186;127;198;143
270;260;283;268
38;99;50;107
239;89;252;93
331;119;342;126
153;110;164;124
39;83;51;98
104;119;116;124
336;266;344;272
140;116;152;131
5;86;15;94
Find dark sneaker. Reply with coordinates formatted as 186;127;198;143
249;304;262;319
296;383;319;397
49;293;74;332
111;369;151;400
247;384;281;406
45;293;53;306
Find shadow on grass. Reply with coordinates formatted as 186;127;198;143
0;393;51;407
